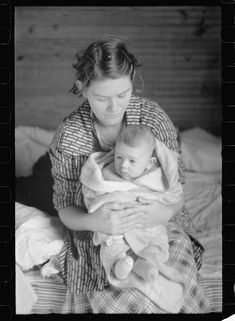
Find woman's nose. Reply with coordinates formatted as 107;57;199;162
108;99;118;112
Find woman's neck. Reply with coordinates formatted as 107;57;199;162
97;120;123;131
95;118;125;150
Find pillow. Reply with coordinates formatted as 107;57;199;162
180;127;221;173
15;126;55;177
16;153;57;216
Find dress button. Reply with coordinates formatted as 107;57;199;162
119;252;126;259
106;239;113;246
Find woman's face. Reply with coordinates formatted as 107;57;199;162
83;76;133;127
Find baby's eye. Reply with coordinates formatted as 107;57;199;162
130;159;136;164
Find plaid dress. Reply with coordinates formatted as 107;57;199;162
49;95;209;313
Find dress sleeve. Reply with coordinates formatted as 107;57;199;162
49;127;87;211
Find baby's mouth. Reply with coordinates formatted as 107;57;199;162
121;171;130;179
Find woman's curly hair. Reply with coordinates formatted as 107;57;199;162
70;35;142;96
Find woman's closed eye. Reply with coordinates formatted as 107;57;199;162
118;94;126;99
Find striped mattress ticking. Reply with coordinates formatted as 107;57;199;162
24;270;222;314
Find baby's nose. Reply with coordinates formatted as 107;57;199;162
121;159;128;169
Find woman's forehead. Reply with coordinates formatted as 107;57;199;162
89;76;132;96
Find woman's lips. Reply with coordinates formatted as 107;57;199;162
106;112;122;118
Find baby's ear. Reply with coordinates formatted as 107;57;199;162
145;157;156;171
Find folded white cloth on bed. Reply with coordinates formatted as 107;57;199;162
80;138;185;313
15;202;65;277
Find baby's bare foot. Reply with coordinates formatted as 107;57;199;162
133;259;159;282
114;255;134;280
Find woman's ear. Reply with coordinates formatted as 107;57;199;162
132;70;136;80
75;80;87;97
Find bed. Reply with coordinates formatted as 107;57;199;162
15;125;222;314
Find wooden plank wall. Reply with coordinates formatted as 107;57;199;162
15;6;221;134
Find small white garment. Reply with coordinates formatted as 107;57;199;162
15;202;65;277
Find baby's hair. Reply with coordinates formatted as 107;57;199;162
70;35;141;96
116;125;155;156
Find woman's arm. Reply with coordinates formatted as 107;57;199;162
58;202;145;235
58;205;96;231
136;193;184;227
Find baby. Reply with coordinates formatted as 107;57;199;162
81;124;183;283
80;124;185;311
101;125;165;280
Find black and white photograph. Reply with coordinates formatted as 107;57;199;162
15;6;222;314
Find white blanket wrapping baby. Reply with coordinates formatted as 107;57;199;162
80;138;186;313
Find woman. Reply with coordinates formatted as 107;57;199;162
49;36;209;313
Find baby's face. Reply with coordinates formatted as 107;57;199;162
114;142;152;180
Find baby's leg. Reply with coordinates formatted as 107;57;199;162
113;255;134;280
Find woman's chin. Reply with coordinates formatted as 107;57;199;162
103;114;124;126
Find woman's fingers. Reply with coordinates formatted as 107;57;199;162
105;202;127;210
119;202;139;208
96;202;146;234
105;202;141;213
136;196;153;205
121;208;144;218
114;210;144;231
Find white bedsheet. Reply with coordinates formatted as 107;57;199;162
184;172;222;278
181;128;222;279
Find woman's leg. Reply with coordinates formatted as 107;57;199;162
61;223;210;313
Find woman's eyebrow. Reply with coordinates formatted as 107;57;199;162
93;88;131;98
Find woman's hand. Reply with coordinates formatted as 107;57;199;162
134;195;184;228
92;201;144;235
